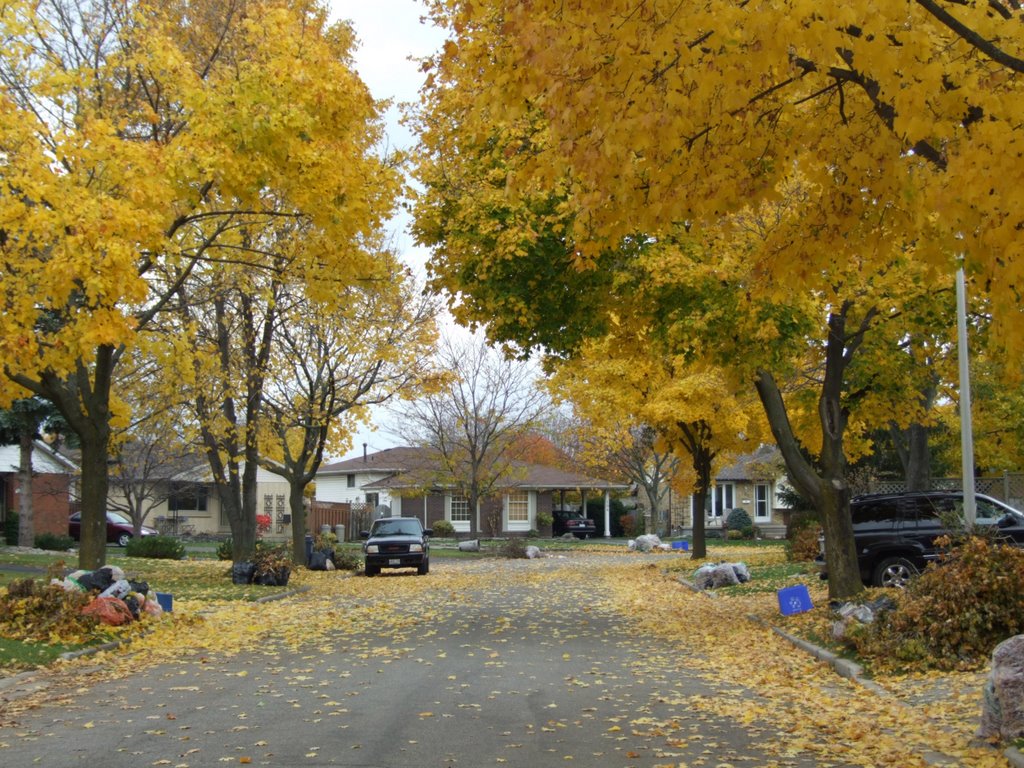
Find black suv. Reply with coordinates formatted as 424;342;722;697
361;517;432;576
821;491;1024;588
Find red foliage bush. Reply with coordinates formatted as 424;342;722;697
844;536;1024;671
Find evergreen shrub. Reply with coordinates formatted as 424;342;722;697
34;532;75;551
126;535;185;560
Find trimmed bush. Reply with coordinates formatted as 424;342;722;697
4;511;18;545
431;519;455;538
125;535;185;560
34;532;75;551
725;508;753;533
332;549;363;571
216;537;233;560
585;497;628;536
845;536;1024;671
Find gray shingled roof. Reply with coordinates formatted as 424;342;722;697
321;446;628;492
715;445;783;482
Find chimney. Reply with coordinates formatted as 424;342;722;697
363;443;368;463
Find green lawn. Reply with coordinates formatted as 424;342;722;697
0;636;89;669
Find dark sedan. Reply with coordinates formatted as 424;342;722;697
361;517;432;576
552;509;596;539
69;511;158;547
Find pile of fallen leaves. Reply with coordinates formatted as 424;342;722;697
0;578;100;644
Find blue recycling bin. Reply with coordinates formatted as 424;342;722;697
671;540;689;551
155;592;173;612
777;584;813;615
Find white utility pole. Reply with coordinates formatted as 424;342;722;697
956;265;977;526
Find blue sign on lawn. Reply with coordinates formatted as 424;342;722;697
777;584;813;615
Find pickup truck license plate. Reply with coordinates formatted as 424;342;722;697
389;558;401;566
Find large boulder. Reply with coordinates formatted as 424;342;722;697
977;634;1024;743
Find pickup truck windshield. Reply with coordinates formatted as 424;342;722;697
372;520;422;536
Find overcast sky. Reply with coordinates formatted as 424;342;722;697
328;1;447;459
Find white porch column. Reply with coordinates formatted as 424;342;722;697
604;490;611;538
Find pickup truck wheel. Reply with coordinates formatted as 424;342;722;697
417;558;429;575
873;556;918;588
364;564;379;577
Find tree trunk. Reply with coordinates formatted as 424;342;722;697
690;485;708;560
12;347;117;569
689;445;712;560
289;483;308;565
755;367;863;599
16;430;34;548
77;429;112;569
903;422;932;492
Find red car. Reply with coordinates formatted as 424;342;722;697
68;511;158;547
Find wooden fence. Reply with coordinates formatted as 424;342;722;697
307;501;374;541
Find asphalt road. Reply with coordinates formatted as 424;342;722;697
0;556;823;768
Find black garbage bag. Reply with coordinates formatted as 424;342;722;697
308;550;329;571
253;567;290;586
129;580;149;596
123;594;141;619
231;562;256;585
78;567;116;592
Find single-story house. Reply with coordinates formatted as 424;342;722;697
669;444;791;538
106;458;296;539
0;440;77;538
315;446;630;537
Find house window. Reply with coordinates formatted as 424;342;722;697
448;493;471;532
366;492;379;510
505;491;531;532
263;495;273;515
169;487;207;512
700;483;734;522
347;474;355;488
755;484;771;521
276;494;286;518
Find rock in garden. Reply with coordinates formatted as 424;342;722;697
977;634;1024;743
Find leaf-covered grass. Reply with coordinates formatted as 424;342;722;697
716;561;817;595
0;635;89;672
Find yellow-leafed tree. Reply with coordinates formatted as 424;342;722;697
0;0;399;568
549;328;764;559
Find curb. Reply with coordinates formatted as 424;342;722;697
1006;747;1024;767
675;574;976;765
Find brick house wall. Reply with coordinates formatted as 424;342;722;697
2;471;72;537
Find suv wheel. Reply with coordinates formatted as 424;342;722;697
873;556;918;588
417;558;429;576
